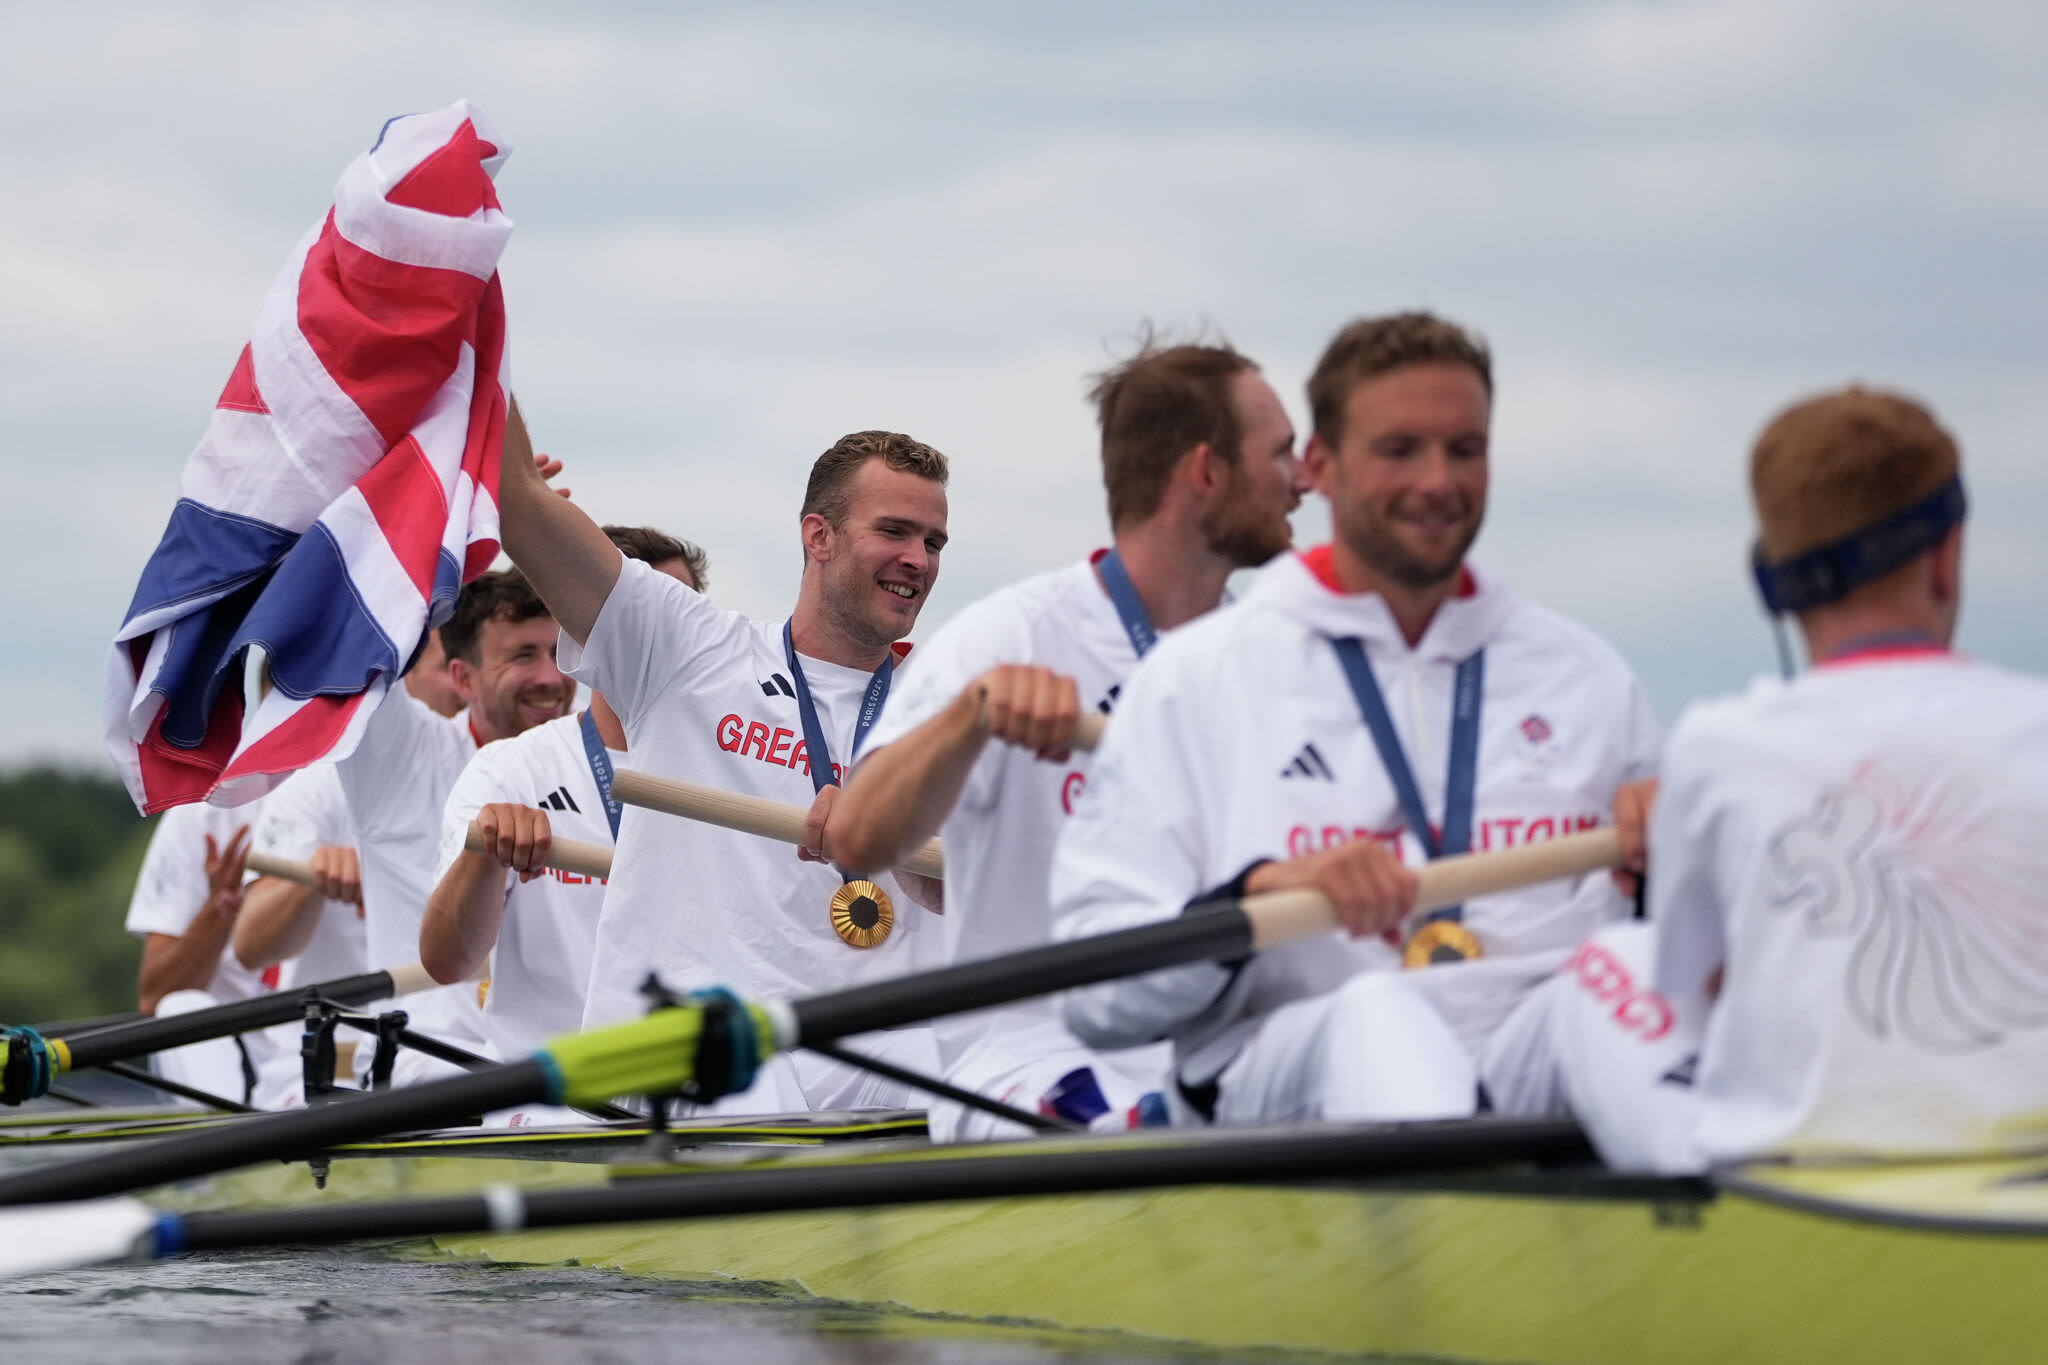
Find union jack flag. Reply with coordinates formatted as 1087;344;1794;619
104;101;513;814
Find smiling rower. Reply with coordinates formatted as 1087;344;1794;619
497;417;952;1114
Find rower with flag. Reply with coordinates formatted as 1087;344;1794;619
1051;311;1662;1126
493;409;955;1114
816;337;1310;1140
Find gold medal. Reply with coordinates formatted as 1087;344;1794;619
1403;919;1483;969
830;879;894;949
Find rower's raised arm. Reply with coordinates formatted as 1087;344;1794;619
498;397;622;645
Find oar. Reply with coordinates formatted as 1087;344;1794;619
0;964;439;1105
247;824;614;889
0;1115;1592;1278
608;710;1108;880
0;828;1619;1206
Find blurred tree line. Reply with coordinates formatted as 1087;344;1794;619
0;767;152;1025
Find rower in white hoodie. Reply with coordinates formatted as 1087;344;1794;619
1051;311;1659;1125
1494;386;2048;1173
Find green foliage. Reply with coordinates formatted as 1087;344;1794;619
0;768;152;1025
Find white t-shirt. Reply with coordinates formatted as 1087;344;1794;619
433;711;620;1059
1053;546;1661;1084
563;557;938;1028
862;557;1146;1076
336;689;492;1055
252;763;368;991
1648;649;2048;1163
125;798;272;1003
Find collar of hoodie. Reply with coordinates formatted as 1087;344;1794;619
1248;545;1515;664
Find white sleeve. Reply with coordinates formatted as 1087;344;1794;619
859;601;1034;812
557;556;744;732
432;744;526;888
254;765;352;862
1618;672;1664;786
339;688;460;842
1646;718;1728;1003
1050;652;1232;1048
125;805;216;938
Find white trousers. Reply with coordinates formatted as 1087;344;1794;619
687;1026;943;1116
1213;972;1480;1124
1481;922;1707;1173
927;1042;1171;1143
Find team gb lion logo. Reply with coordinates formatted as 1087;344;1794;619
1764;757;2048;1053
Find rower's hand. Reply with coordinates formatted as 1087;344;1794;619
1611;779;1658;900
203;824;253;924
974;664;1082;762
308;844;362;906
798;784;838;865
1247;840;1416;942
534;451;572;500
475;802;555;883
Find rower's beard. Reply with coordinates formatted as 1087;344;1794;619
1338;502;1481;591
1200;469;1294;569
820;566;912;653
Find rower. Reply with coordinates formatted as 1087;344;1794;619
419;527;708;1071
497;413;951;1112
1050;311;1661;1125
818;338;1308;1139
1508;386;2048;1172
123;798;271;1106
231;762;367;1107
334;568;575;1087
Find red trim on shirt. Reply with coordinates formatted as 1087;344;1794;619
467;717;486;748
1297;544;1475;598
890;640;914;663
1817;643;1953;668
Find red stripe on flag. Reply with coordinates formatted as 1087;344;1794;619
385;118;502;218
217;344;268;415
297;210;489;450
459;275;508;582
356;435;451;600
219;691;369;788
136;688;246;815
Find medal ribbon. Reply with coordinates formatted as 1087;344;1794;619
577;708;622;840
1096;547;1160;658
1329;640;1485;924
781;619;895;802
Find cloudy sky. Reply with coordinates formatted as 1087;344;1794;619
4;1;2044;770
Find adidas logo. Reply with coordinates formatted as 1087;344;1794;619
540;786;581;814
759;673;796;699
1279;742;1335;780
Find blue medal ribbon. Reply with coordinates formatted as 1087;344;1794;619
1329;640;1485;925
782;620;895;797
578;708;622;840
1096;547;1159;658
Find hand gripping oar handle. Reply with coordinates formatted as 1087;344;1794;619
461;824;615;881
1241;827;1625;951
611;769;946;879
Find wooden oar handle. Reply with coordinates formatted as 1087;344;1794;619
1243;828;1625;951
246;851;313;886
1072;711;1105;752
610;768;946;879
462;824;615;881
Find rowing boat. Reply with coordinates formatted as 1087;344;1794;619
42;1108;2045;1364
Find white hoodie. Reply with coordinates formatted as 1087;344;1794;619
1051;546;1659;1086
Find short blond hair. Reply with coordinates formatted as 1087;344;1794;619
1751;387;1959;563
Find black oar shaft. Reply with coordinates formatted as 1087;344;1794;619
0;1060;552;1207
172;1117;1597;1251
790;905;1252;1044
60;972;404;1072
